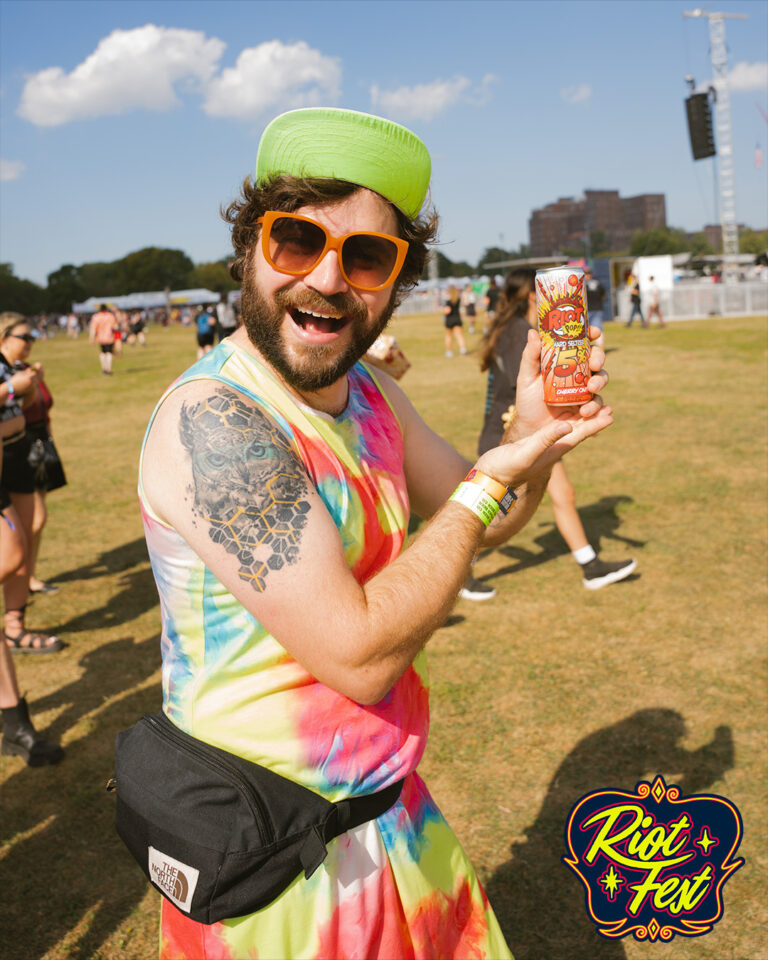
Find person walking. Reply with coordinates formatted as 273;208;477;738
195;305;216;359
137;107;612;959
89;304;118;373
626;276;645;327
461;282;477;333
478;268;636;590
442;284;467;356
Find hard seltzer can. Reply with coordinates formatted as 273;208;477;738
535;266;592;405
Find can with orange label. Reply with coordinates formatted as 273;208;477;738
535;266;592;405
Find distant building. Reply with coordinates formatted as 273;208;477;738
528;189;667;257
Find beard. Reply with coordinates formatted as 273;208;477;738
240;271;396;394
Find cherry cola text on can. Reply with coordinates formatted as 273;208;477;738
535;266;592;405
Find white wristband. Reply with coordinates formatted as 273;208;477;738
449;481;500;527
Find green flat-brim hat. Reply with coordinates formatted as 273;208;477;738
256;107;431;219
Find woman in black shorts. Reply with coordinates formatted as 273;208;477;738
442;285;467;358
0;315;61;653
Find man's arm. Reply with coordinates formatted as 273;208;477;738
142;379;584;706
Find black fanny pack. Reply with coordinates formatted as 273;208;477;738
109;711;404;924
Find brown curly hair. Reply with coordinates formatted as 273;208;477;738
221;175;438;306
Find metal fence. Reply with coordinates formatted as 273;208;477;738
614;282;768;322
397;281;768;321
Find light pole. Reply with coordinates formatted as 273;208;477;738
684;8;749;283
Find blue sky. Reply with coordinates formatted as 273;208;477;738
1;0;766;287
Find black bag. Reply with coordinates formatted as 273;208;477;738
26;432;66;491
109;711;403;924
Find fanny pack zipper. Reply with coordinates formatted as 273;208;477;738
147;712;274;845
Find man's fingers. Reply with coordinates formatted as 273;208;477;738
588;344;605;371
517;328;543;385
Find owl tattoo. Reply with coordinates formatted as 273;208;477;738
179;387;311;591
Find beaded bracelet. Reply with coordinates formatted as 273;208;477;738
449;481;500;527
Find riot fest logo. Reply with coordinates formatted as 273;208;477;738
564;776;744;943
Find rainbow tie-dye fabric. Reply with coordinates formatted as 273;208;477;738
138;340;512;959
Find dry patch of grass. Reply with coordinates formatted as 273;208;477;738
1;316;766;959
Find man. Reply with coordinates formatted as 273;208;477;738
88;304;117;374
139;107;612;959
585;267;606;332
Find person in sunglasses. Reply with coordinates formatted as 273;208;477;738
138;108;612;960
0;316;62;654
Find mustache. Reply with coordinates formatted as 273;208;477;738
274;288;367;323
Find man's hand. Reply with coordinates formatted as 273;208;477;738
473;325;612;502
509;324;611;440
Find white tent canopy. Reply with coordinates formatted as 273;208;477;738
73;288;221;313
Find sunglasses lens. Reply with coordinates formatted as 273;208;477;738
341;234;399;289
268;217;327;273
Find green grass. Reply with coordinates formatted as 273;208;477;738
1;315;766;960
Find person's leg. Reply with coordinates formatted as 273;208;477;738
0;505;25;585
3;494;60;651
28;490;51;593
444;328;453;357
0;507;64;763
548;462;590;553
455;326;467;355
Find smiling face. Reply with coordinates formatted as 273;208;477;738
240;189;400;394
1;324;33;364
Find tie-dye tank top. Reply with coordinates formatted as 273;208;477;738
138;340;512;960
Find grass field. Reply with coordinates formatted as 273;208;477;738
1;313;766;960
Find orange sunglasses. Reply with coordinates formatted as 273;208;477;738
257;211;409;292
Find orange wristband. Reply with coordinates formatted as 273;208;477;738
464;468;518;514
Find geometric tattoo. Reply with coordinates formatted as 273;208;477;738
179;386;311;591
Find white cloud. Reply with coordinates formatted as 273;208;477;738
727;61;768;92
561;84;592;104
17;25;225;126
0;159;25;182
370;76;474;122
203;40;341;119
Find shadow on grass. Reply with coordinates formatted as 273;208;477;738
47;565;160;635
488;495;647;581
50;536;150;584
485;709;734;960
0;635;163;960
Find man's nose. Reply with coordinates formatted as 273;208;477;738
303;249;350;296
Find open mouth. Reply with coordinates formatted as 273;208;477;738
288;307;351;343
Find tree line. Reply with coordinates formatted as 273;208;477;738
1;248;239;316
3;226;766;315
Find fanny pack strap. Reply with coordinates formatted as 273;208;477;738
299;777;405;879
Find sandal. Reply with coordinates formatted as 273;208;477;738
4;630;63;654
30;581;60;595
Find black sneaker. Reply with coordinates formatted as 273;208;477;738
459;576;497;601
581;557;637;591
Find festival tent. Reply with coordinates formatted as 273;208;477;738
73;288;220;313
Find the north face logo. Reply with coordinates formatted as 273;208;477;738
148;846;199;912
